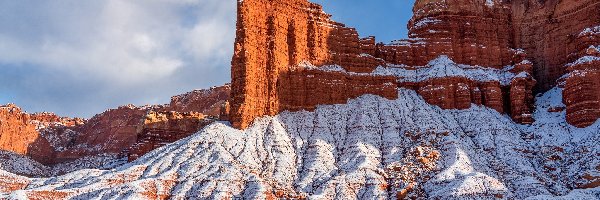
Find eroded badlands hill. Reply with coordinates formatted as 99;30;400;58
1;88;598;199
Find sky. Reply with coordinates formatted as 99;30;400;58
0;0;415;118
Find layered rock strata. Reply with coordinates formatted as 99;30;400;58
0;104;82;157
563;26;600;127
277;66;397;112
377;0;514;68
511;0;600;91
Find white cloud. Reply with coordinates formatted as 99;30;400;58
0;0;236;117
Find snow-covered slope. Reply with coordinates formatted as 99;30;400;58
0;151;126;178
1;88;599;199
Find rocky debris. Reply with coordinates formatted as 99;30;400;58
3;88;597;199
127;111;212;162
520;87;600;194
386;134;443;199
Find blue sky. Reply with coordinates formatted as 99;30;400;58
313;0;415;42
0;0;415;117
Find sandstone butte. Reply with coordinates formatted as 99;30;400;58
0;85;230;167
229;0;600;129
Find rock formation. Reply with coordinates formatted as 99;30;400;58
229;0;600;129
0;86;231;167
166;84;231;117
511;0;600;92
563;26;600;127
230;0;395;129
127;111;212;161
0;104;82;158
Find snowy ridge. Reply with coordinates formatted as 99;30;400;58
2;88;598;199
373;55;525;85
301;55;528;86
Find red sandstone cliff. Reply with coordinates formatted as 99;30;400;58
230;0;394;129
229;0;600;129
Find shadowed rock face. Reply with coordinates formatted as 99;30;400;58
230;0;600;129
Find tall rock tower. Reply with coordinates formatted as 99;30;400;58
230;0;397;129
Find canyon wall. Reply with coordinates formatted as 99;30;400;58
230;0;599;129
166;85;231;117
511;0;600;92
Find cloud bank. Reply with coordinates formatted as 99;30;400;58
0;0;236;117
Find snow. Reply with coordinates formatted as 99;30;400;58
2;86;597;199
566;56;600;67
526;187;600;200
414;17;442;29
372;55;525;86
485;0;495;8
0;151;125;178
579;25;600;37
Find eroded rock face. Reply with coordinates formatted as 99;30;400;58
563;27;600;128
378;0;514;68
0;105;43;155
511;0;600;92
277;68;397;113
